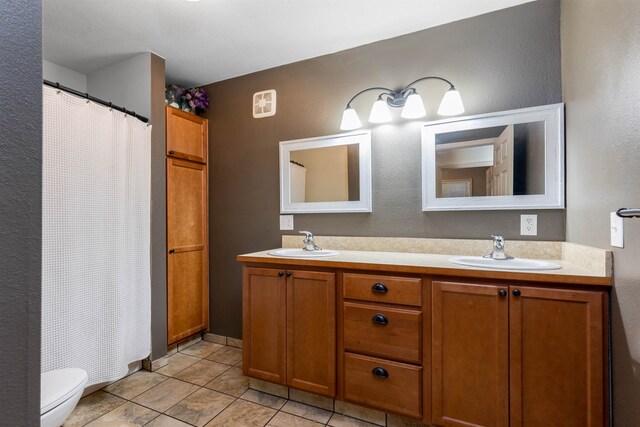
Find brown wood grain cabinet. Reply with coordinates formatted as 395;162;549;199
432;281;509;427
166;106;208;163
242;266;336;397
242;267;287;384
509;286;604;427
432;280;606;427
166;107;209;345
239;259;609;426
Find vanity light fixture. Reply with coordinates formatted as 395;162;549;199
340;76;465;130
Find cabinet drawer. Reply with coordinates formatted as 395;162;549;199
344;302;421;364
344;352;422;419
343;273;421;307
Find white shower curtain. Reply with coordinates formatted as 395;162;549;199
42;85;151;386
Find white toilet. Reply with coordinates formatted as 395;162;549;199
41;368;88;427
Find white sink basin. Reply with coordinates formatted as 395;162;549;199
267;248;340;258
449;256;561;271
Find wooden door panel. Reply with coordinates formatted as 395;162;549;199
166;106;208;163
243;267;287;384
510;287;604;427
287;270;336;396
167;249;207;343
167;159;206;248
432;281;509;427
166;157;208;344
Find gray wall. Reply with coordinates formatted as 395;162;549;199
89;53;168;359
204;0;563;338
43;59;87;92
0;0;42;424
561;0;640;425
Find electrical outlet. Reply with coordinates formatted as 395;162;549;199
520;214;538;236
279;215;294;231
611;212;624;248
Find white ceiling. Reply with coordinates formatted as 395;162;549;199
43;0;535;87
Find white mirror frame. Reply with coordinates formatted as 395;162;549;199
421;103;564;211
280;130;372;214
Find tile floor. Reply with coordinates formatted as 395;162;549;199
64;341;407;427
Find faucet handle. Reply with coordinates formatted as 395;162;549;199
299;231;313;241
491;235;505;249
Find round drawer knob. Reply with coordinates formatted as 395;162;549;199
498;289;507;297
372;367;389;378
512;289;522;297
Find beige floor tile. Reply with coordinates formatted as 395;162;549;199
386;413;427;426
85;402;159;426
204;399;277;427
155;353;201;377
204;367;249;397
102;370;167;400
64;390;126;427
240;389;287;410
267;411;325;427
165;388;236;427
146;414;192;427
328;413;380;427
206;346;243;365
281;400;333;424
174;359;231;386
132;378;199;412
180;341;225;358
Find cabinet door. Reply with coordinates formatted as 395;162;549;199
432;281;509;427
287;270;336;397
166;106;208;163
509;286;604;427
167;158;208;344
243;267;287;384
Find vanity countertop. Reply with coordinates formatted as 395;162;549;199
237;249;612;287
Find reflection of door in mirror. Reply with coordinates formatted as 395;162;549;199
290;145;360;203
434;121;546;199
492;124;514;196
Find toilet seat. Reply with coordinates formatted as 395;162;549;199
41;368;88;414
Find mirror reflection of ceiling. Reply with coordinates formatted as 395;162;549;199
435;126;507;145
43;0;536;86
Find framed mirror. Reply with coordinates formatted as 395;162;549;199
421;103;564;211
280;130;372;213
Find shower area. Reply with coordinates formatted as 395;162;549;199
41;82;152;388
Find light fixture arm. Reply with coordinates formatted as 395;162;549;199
401;76;456;94
345;86;395;108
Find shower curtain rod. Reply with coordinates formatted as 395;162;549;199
43;79;150;124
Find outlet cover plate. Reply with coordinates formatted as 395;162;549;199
520;214;538;236
280;215;294;231
611;212;624;248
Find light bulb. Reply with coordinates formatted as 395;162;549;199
340;107;362;130
401;92;426;119
368;98;392;123
437;88;465;116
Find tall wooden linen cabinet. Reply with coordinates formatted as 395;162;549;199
166;106;209;345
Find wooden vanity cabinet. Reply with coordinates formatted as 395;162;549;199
242;266;336;397
432;280;606;427
239;257;609;427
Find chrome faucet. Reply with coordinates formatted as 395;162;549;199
486;235;513;260
299;231;321;251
